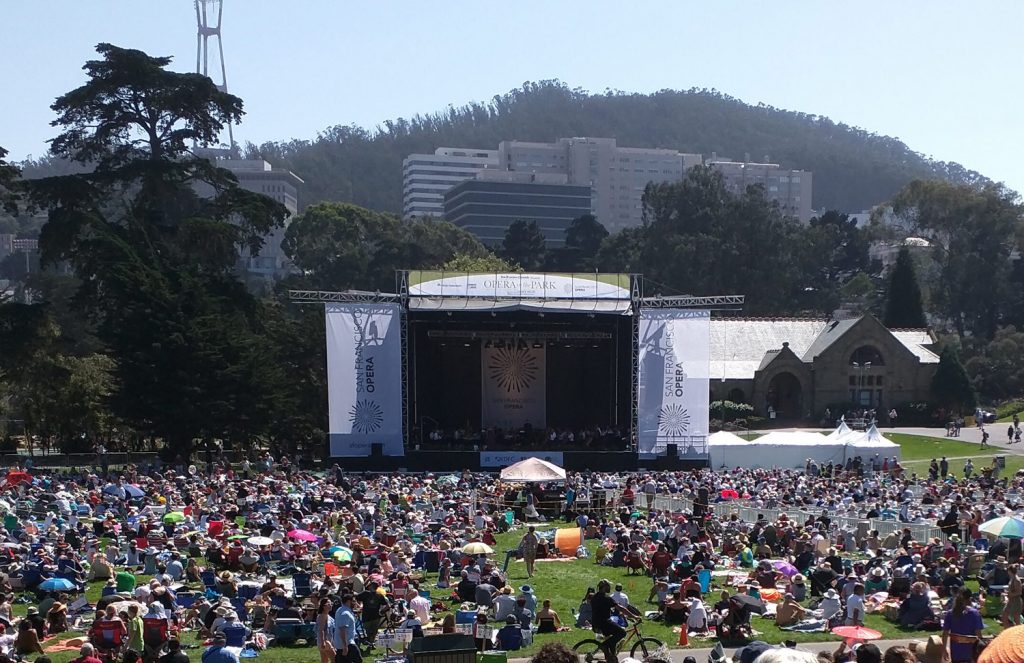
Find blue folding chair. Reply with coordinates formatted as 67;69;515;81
200;570;216;590
292;572;311;598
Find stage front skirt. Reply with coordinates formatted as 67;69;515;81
325;303;404;456
637;309;710;457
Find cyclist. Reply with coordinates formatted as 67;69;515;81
592;579;626;662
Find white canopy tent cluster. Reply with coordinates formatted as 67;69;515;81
708;421;900;470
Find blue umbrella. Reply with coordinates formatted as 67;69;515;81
39;577;76;591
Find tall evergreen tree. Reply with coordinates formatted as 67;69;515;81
500;220;547;271
930;346;976;413
884;247;927;328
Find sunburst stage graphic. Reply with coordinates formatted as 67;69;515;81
349;399;384;433
487;347;539;393
657;404;690;436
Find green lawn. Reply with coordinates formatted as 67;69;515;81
884;433;1024;477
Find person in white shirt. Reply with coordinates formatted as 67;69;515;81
611;584;630;608
407;589;431;624
686;597;709;632
845;584;865;626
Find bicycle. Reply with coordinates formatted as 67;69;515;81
573;615;664;662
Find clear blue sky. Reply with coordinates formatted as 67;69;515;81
3;1;1022;198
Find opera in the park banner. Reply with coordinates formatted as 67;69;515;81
637;309;711;457
481;343;547;431
325;303;404;456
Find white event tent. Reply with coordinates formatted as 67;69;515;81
708;423;901;470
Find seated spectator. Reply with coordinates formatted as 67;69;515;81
535;599;562;633
662;591;689;625
686;597;709;633
898;582;935;628
789;574;808;602
775;594;807;627
865;567;888;594
495;615;523;651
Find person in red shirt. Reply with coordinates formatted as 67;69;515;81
69;642;104;663
651;544;673;577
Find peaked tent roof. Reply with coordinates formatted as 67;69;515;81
708;431;750;446
499;457;567;482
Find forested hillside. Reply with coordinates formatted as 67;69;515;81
241;81;987;214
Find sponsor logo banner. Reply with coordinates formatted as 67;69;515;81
325;303;404;456
407;272;631;300
481;344;546;430
637;309;710;457
480;451;565;468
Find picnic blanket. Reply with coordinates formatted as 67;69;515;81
781;619;828;632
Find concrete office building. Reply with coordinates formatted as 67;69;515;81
402;148;499;218
443;171;591;247
497;138;702;232
403;139;701;231
706;157;813;221
215;159;304;280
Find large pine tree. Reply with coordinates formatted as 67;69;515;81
884;247;926;328
930;346;976;413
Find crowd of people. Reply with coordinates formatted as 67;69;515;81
0;448;1015;663
418;426;630;452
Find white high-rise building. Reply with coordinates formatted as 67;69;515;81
706;158;813;222
497;137;702;232
402;148;499;218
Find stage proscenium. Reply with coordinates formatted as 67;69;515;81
325;303;404;456
637;309;711;458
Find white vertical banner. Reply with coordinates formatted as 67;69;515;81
481;343;546;430
325;303;404;456
637;309;710;457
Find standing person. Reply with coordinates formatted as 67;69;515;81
333;593;360;663
845;584;865;626
888;408;898;428
126;604;144;655
592;579;625;663
316;598;336;663
940;457;949;478
519;526;539;578
1003;564;1023;627
942;588;983;663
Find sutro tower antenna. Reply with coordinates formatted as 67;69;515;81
194;0;235;152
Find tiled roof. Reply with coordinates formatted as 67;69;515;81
710;318;939;380
710;318;827;380
890;330;939;364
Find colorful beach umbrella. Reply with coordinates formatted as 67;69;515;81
163;511;185;524
979;516;1024;539
332;548;353;562
461;542;493;555
287;529;317;542
772;560;799;577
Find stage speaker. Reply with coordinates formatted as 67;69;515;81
370;443;383;457
666;443;678;458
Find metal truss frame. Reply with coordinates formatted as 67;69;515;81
638;294;745;308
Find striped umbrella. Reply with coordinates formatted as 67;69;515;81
979;516;1024;539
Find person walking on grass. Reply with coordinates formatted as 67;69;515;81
519;526;539;578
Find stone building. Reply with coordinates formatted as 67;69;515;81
709;315;938;419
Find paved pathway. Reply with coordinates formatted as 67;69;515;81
509;637;936;663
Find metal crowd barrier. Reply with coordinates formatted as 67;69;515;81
0;452;160;469
651;494;947;543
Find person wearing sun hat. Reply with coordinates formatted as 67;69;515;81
979;623;1024;663
789;574;807;601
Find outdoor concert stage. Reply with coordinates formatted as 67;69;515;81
293;272;743;472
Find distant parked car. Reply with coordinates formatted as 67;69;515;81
977;409;997;424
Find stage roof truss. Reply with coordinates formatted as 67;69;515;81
638;294;745;309
289;290;402;304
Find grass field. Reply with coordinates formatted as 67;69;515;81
885;433;1024;477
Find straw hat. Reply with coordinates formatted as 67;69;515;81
871;567;885;577
979;624;1024;663
792;574;806;584
823;589;839;599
